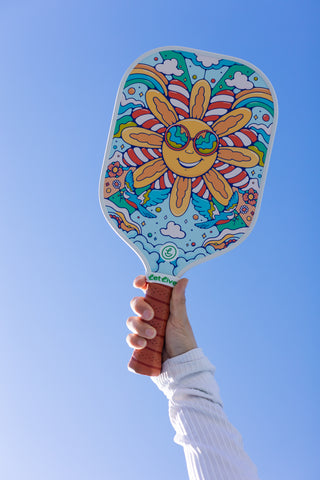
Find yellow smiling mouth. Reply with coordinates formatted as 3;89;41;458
178;159;201;168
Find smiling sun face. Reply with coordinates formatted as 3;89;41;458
162;119;219;178
122;79;260;216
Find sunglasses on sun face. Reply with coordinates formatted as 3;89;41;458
164;124;219;156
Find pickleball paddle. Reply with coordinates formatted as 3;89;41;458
99;46;278;376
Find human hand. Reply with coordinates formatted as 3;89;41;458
126;275;197;363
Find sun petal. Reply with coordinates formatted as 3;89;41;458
217;147;260;167
203;167;233;206
146;90;178;126
122;127;163;148
189;80;211;120
170;176;191;216
133;158;168;188
212;108;252;137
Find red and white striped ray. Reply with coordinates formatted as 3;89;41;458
122;147;162;167
168;79;190;119
151;170;176;189
203;90;235;125
132;108;166;133
213;160;249;188
219;128;258;147
191;177;211;199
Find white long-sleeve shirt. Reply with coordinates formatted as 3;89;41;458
152;348;259;480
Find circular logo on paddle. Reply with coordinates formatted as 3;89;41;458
160;244;178;262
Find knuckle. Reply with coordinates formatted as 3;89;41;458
126;333;146;349
130;296;139;308
130;296;149;316
126;316;139;333
126;316;134;328
133;275;147;289
135;319;148;337
126;333;137;348
130;296;141;307
178;295;186;305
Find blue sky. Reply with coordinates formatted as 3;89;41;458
1;1;319;479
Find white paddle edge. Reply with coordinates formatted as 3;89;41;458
99;46;279;284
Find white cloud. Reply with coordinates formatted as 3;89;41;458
155;59;184;76
109;150;123;163
250;123;273;134
225;71;253;90
160;221;186;239
196;54;220;67
121;93;144;106
242;178;259;192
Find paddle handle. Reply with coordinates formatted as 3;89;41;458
128;282;173;376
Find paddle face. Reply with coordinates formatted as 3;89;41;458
100;47;277;283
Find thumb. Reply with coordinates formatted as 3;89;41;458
165;277;197;359
169;278;189;321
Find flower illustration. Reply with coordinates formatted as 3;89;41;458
243;188;258;206
107;161;123;178
121;79;260;216
240;205;249;214
112;179;121;189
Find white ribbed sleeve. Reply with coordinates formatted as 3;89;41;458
152;348;260;480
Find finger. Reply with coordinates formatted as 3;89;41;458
133;275;147;291
126;333;147;349
130;296;154;320
126;316;156;339
170;278;188;317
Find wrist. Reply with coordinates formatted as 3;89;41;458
165;337;198;360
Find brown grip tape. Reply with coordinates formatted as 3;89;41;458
128;282;173;376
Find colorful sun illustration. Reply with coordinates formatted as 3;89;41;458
121;79;260;216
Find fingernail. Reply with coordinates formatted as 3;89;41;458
137;338;147;347
143;309;153;320
145;328;156;339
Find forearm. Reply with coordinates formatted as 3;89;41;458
152;349;260;480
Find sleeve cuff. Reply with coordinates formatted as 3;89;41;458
151;348;223;406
